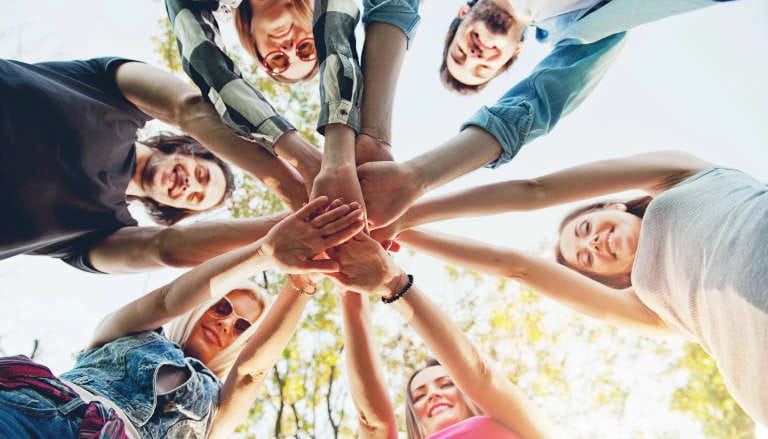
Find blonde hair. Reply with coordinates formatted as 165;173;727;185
404;358;484;439
164;284;271;378
233;0;318;83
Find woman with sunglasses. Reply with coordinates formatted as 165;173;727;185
327;233;567;439
165;0;421;215
369;150;768;427
0;197;365;438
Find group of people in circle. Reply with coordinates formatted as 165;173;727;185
0;0;764;438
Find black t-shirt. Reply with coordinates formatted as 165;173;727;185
0;58;151;272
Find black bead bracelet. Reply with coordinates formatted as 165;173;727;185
381;273;414;304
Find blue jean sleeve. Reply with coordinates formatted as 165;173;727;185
462;32;627;168
362;0;421;42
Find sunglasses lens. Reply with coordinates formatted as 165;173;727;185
265;52;289;74
297;39;317;61
209;298;233;318
234;318;252;334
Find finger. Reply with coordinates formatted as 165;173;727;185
301;259;340;273
320;208;365;235
297;196;330;221
388;241;402;252
310;204;353;227
323;220;366;248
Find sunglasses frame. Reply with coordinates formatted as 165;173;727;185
262;36;318;75
205;296;253;335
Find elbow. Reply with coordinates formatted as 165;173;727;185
173;91;209;131
156;227;193;268
523;178;550;210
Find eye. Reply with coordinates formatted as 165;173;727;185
441;382;454;389
578;220;591;237
234;318;252;334
413;393;425;403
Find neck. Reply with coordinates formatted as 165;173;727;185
126;142;151;198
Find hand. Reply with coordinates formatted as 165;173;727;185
326;233;405;296
262;197;365;274
355;132;394;165
310;165;367;218
357;161;422;229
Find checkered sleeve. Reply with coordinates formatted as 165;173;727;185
165;0;295;155
313;0;363;135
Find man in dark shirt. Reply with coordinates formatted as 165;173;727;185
0;58;315;274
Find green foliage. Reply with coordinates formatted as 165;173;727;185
670;343;755;439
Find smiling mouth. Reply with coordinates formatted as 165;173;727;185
428;402;451;417
167;164;187;199
202;326;222;347
271;24;293;39
607;228;617;259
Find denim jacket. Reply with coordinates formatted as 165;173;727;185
463;0;732;168
60;330;221;438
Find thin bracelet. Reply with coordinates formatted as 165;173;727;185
359;131;392;148
293;285;318;296
381;274;414;304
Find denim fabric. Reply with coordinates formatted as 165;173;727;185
362;0;421;41
0;386;81;438
61;330;221;439
462;0;736;168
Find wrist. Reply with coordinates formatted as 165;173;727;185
322;124;356;167
274;131;321;179
380;270;408;300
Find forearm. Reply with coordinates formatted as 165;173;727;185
322;124;357;170
405;127;504;196
392;286;562;439
341;293;397;438
212;282;310;438
398;229;520;279
358;22;408;141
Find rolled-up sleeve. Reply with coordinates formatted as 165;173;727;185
362;0;421;42
165;0;295;155
462;32;627;168
313;0;364;135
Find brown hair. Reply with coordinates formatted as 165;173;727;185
405;358;483;439
233;0;319;83
132;133;235;226
440;0;521;94
555;196;653;289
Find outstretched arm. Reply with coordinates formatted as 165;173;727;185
114;61;310;210
398;229;671;335
373;150;713;240
340;291;398;439
328;234;567;439
88;197;364;348
210;279;311;439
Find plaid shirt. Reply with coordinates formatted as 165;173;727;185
313;0;363;135
165;0;364;153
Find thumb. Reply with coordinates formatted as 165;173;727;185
300;259;340;273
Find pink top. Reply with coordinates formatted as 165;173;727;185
426;416;521;439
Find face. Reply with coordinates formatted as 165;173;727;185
184;289;264;365
248;0;316;80
410;365;474;435
558;205;643;278
446;0;522;86
141;150;227;212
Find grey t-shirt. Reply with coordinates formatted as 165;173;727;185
632;168;768;425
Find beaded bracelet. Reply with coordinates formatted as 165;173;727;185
381;273;414;304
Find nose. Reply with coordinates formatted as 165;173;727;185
215;317;233;335
279;36;294;52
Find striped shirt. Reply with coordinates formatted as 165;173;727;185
165;0;363;154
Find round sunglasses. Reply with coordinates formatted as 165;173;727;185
262;36;317;75
206;297;254;335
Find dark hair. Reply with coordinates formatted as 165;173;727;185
132;134;235;226
404;358;483;439
440;0;521;94
555;196;653;289
233;0;319;84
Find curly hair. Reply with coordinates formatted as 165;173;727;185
555;196;653;289
132;134;235;226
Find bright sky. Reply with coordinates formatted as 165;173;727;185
1;0;766;437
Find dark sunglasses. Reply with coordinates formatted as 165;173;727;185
206;297;253;334
262;36;317;75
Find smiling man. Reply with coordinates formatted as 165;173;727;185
0;57;310;274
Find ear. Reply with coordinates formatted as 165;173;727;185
458;4;471;18
607;202;628;212
512;42;524;58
